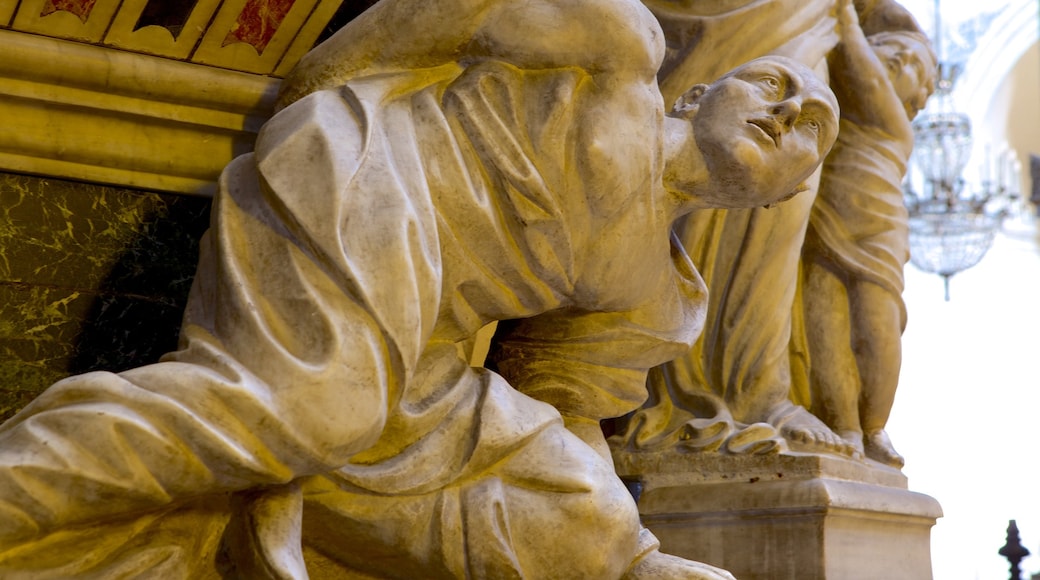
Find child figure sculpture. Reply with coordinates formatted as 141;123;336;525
802;0;937;466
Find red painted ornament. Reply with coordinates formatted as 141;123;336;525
222;0;296;55
40;0;98;22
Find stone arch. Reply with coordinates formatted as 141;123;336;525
953;0;1038;115
951;0;1039;186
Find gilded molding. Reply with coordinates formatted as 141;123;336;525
0;29;280;195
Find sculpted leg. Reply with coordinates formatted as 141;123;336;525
299;422;645;579
0;356;385;547
849;280;905;467
0;495;233;579
802;255;864;454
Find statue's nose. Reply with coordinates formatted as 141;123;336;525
770;100;801;128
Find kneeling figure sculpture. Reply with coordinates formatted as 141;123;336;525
0;0;838;577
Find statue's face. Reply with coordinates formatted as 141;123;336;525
869;34;932;115
692;56;838;207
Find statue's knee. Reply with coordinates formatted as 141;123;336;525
293;400;387;468
596;476;642;542
556;475;642;577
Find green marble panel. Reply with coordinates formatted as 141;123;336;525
0;283;95;417
0;172;211;420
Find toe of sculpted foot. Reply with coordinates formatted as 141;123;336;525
766;401;858;458
864;429;904;468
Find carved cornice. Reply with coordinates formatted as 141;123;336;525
0;1;376;195
1;0;347;76
0;29;280;195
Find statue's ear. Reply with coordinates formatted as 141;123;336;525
672;84;708;117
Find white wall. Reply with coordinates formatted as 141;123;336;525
891;223;1040;580
965;41;1040;202
992;42;1040;199
880;1;1040;577
888;8;1040;575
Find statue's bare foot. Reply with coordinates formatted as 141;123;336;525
766;401;857;457
624;528;736;580
624;549;736;580
864;429;904;468
837;429;865;457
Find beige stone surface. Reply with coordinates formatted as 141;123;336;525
0;0;839;577
629;452;941;580
610;4;943;576
614;447;908;490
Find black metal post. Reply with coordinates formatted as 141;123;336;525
1000;519;1031;580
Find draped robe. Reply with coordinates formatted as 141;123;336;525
619;0;839;452
805;119;911;325
0;59;708;578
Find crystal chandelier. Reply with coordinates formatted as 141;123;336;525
902;1;1019;301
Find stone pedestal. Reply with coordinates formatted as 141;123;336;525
615;452;942;580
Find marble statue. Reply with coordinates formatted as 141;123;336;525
800;0;936;467
615;0;928;458
0;0;838;577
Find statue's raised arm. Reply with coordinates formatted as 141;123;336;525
279;0;665;108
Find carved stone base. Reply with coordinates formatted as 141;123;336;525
615;451;942;580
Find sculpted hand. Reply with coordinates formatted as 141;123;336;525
624;528;737;580
836;0;859;40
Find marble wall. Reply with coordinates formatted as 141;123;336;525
0;172;210;420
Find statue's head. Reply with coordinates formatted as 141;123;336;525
868;30;937;118
666;55;839;209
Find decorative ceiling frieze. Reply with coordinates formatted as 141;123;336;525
0;0;368;76
0;28;278;195
134;0;199;38
223;0;295;53
40;0;98;22
0;0;378;195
